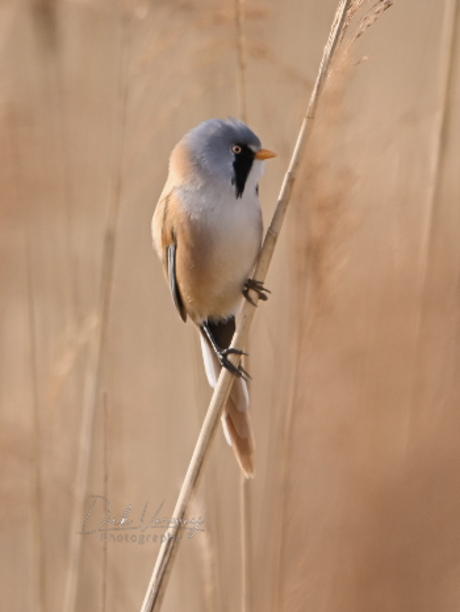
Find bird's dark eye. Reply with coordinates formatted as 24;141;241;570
232;145;242;154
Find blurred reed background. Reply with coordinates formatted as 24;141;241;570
1;0;460;611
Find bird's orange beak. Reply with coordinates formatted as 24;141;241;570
255;148;276;160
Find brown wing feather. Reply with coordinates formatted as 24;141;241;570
153;189;187;322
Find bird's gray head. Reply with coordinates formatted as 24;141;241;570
184;118;265;199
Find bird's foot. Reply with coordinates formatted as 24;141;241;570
243;278;271;306
219;348;251;380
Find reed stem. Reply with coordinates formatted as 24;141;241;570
140;2;352;610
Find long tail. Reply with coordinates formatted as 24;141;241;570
200;319;255;478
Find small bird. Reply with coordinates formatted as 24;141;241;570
152;118;275;478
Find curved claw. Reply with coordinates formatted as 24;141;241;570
219;348;252;381
243;278;271;306
222;348;249;358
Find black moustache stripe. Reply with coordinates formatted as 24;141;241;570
233;145;255;199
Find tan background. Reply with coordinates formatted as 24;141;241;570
1;0;460;610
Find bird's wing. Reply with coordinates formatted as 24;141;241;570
152;188;187;322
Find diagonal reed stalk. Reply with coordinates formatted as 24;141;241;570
140;2;352;610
